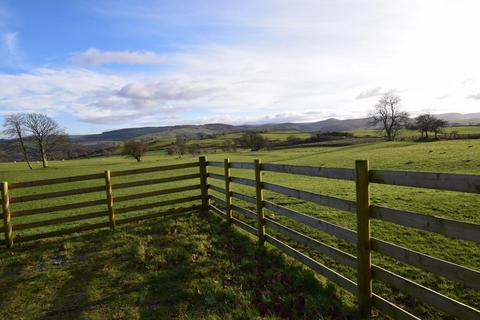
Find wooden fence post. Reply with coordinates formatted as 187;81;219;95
1;182;13;248
224;158;233;222
255;159;266;245
199;156;210;212
355;160;372;318
104;170;116;229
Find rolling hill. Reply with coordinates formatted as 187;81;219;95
69;112;480;143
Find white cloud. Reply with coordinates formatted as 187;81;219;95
70;48;166;66
2;1;480;132
117;81;222;101
467;93;480;100
356;87;384;99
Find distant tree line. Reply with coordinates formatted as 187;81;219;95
408;114;448;139
369;92;449;141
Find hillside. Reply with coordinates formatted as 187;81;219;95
70;112;480;143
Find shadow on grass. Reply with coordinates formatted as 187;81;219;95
0;211;356;319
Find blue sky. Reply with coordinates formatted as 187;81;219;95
1;0;479;134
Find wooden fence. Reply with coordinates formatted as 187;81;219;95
0;161;207;246
1;156;479;319
205;158;480;320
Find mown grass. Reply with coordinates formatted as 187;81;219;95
1;139;479;319
0;212;356;319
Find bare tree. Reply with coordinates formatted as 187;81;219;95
369;93;409;141
414;114;449;139
415;114;435;139
3;114;33;169
432;118;448;139
24;113;66;168
122;140;148;162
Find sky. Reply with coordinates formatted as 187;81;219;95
0;0;479;135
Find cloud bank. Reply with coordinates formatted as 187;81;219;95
1;1;480;133
70;48;166;66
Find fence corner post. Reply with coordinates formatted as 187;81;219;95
355;160;372;318
1;182;13;248
104;170;116;230
199;156;210;212
255;159;265;245
224;158;233;222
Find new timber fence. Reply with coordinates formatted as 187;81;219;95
206;157;480;320
1;156;479;319
0;161;205;246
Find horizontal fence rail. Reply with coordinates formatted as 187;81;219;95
10;185;106;203
9;173;105;189
371;205;480;244
371;238;480;290
264;201;357;243
370;170;480;194
265;234;358;294
205;159;480;320
114;184;201;203
2;161;206;247
14;210;107;231
262;163;355;181
231;191;256;204
372;266;479;320
111;162;199;177
113;173;200;189
263;182;357;213
231;176;256;187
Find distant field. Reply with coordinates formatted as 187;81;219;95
145;126;480;152
350;125;480;138
1;139;479;319
146;131;312;149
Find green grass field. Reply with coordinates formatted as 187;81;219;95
144;126;480;151
146;131;313;150
350;125;480;138
1;139;479;319
0;213;354;319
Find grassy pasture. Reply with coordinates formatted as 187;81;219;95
146;131;312;149
0;213;353;319
350;125;480;138
1;139;479;319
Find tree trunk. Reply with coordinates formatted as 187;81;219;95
386;130;392;141
18;136;33;170
40;145;48;168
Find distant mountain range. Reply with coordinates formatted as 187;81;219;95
69;112;480;143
